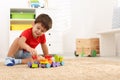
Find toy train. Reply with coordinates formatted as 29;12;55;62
28;54;64;68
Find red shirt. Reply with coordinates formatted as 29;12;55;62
20;28;46;48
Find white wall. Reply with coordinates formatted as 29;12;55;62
113;0;120;56
0;1;9;59
63;0;116;55
0;0;117;59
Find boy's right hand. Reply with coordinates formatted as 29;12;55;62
29;48;37;56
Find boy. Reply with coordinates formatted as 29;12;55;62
5;13;52;66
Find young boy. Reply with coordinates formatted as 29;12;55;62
5;13;52;66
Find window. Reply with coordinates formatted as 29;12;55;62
112;0;120;28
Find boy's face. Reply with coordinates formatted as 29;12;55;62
32;23;47;38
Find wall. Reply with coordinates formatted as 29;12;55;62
63;0;115;56
113;0;120;56
0;1;9;59
0;0;117;60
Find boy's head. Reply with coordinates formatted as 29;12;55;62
34;13;52;31
32;14;52;38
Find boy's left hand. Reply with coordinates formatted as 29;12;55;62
37;56;45;61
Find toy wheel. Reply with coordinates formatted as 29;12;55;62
46;63;51;68
51;62;56;67
28;62;32;68
56;62;60;67
60;61;64;66
74;51;79;57
41;64;46;68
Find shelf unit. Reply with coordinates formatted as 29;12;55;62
10;8;35;31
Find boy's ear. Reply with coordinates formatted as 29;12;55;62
32;22;35;27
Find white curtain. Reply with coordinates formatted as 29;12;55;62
112;0;120;28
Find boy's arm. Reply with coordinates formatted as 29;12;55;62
41;43;49;56
18;36;37;55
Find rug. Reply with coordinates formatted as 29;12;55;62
0;57;120;80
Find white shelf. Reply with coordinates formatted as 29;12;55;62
10;8;35;13
97;28;120;34
10;19;34;22
97;28;120;57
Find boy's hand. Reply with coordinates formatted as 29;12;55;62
29;48;37;56
37;56;45;60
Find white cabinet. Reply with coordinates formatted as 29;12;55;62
35;8;63;54
36;30;63;54
46;30;63;54
9;8;63;54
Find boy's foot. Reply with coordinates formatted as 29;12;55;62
5;57;15;66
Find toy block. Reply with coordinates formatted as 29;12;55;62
32;55;37;60
32;63;39;68
59;56;63;62
54;55;60;62
40;59;49;64
48;59;53;64
45;55;52;59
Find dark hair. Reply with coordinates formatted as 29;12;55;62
34;14;52;31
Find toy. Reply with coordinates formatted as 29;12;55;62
28;0;40;8
39;59;51;68
28;54;64;68
29;0;45;8
28;55;39;68
32;54;37;60
54;54;64;66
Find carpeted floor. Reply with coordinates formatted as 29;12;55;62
0;57;120;80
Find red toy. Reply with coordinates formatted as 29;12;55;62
32;55;37;60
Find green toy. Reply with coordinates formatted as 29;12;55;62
54;54;63;62
81;47;85;57
91;50;97;57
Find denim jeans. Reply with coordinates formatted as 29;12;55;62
14;50;31;59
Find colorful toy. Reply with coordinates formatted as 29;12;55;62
29;0;40;8
28;54;64;68
29;0;46;8
28;55;39;68
54;54;64;66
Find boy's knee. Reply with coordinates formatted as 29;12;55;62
14;38;21;47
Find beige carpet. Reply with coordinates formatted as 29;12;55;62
0;57;120;80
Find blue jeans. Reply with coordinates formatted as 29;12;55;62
14;50;31;59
